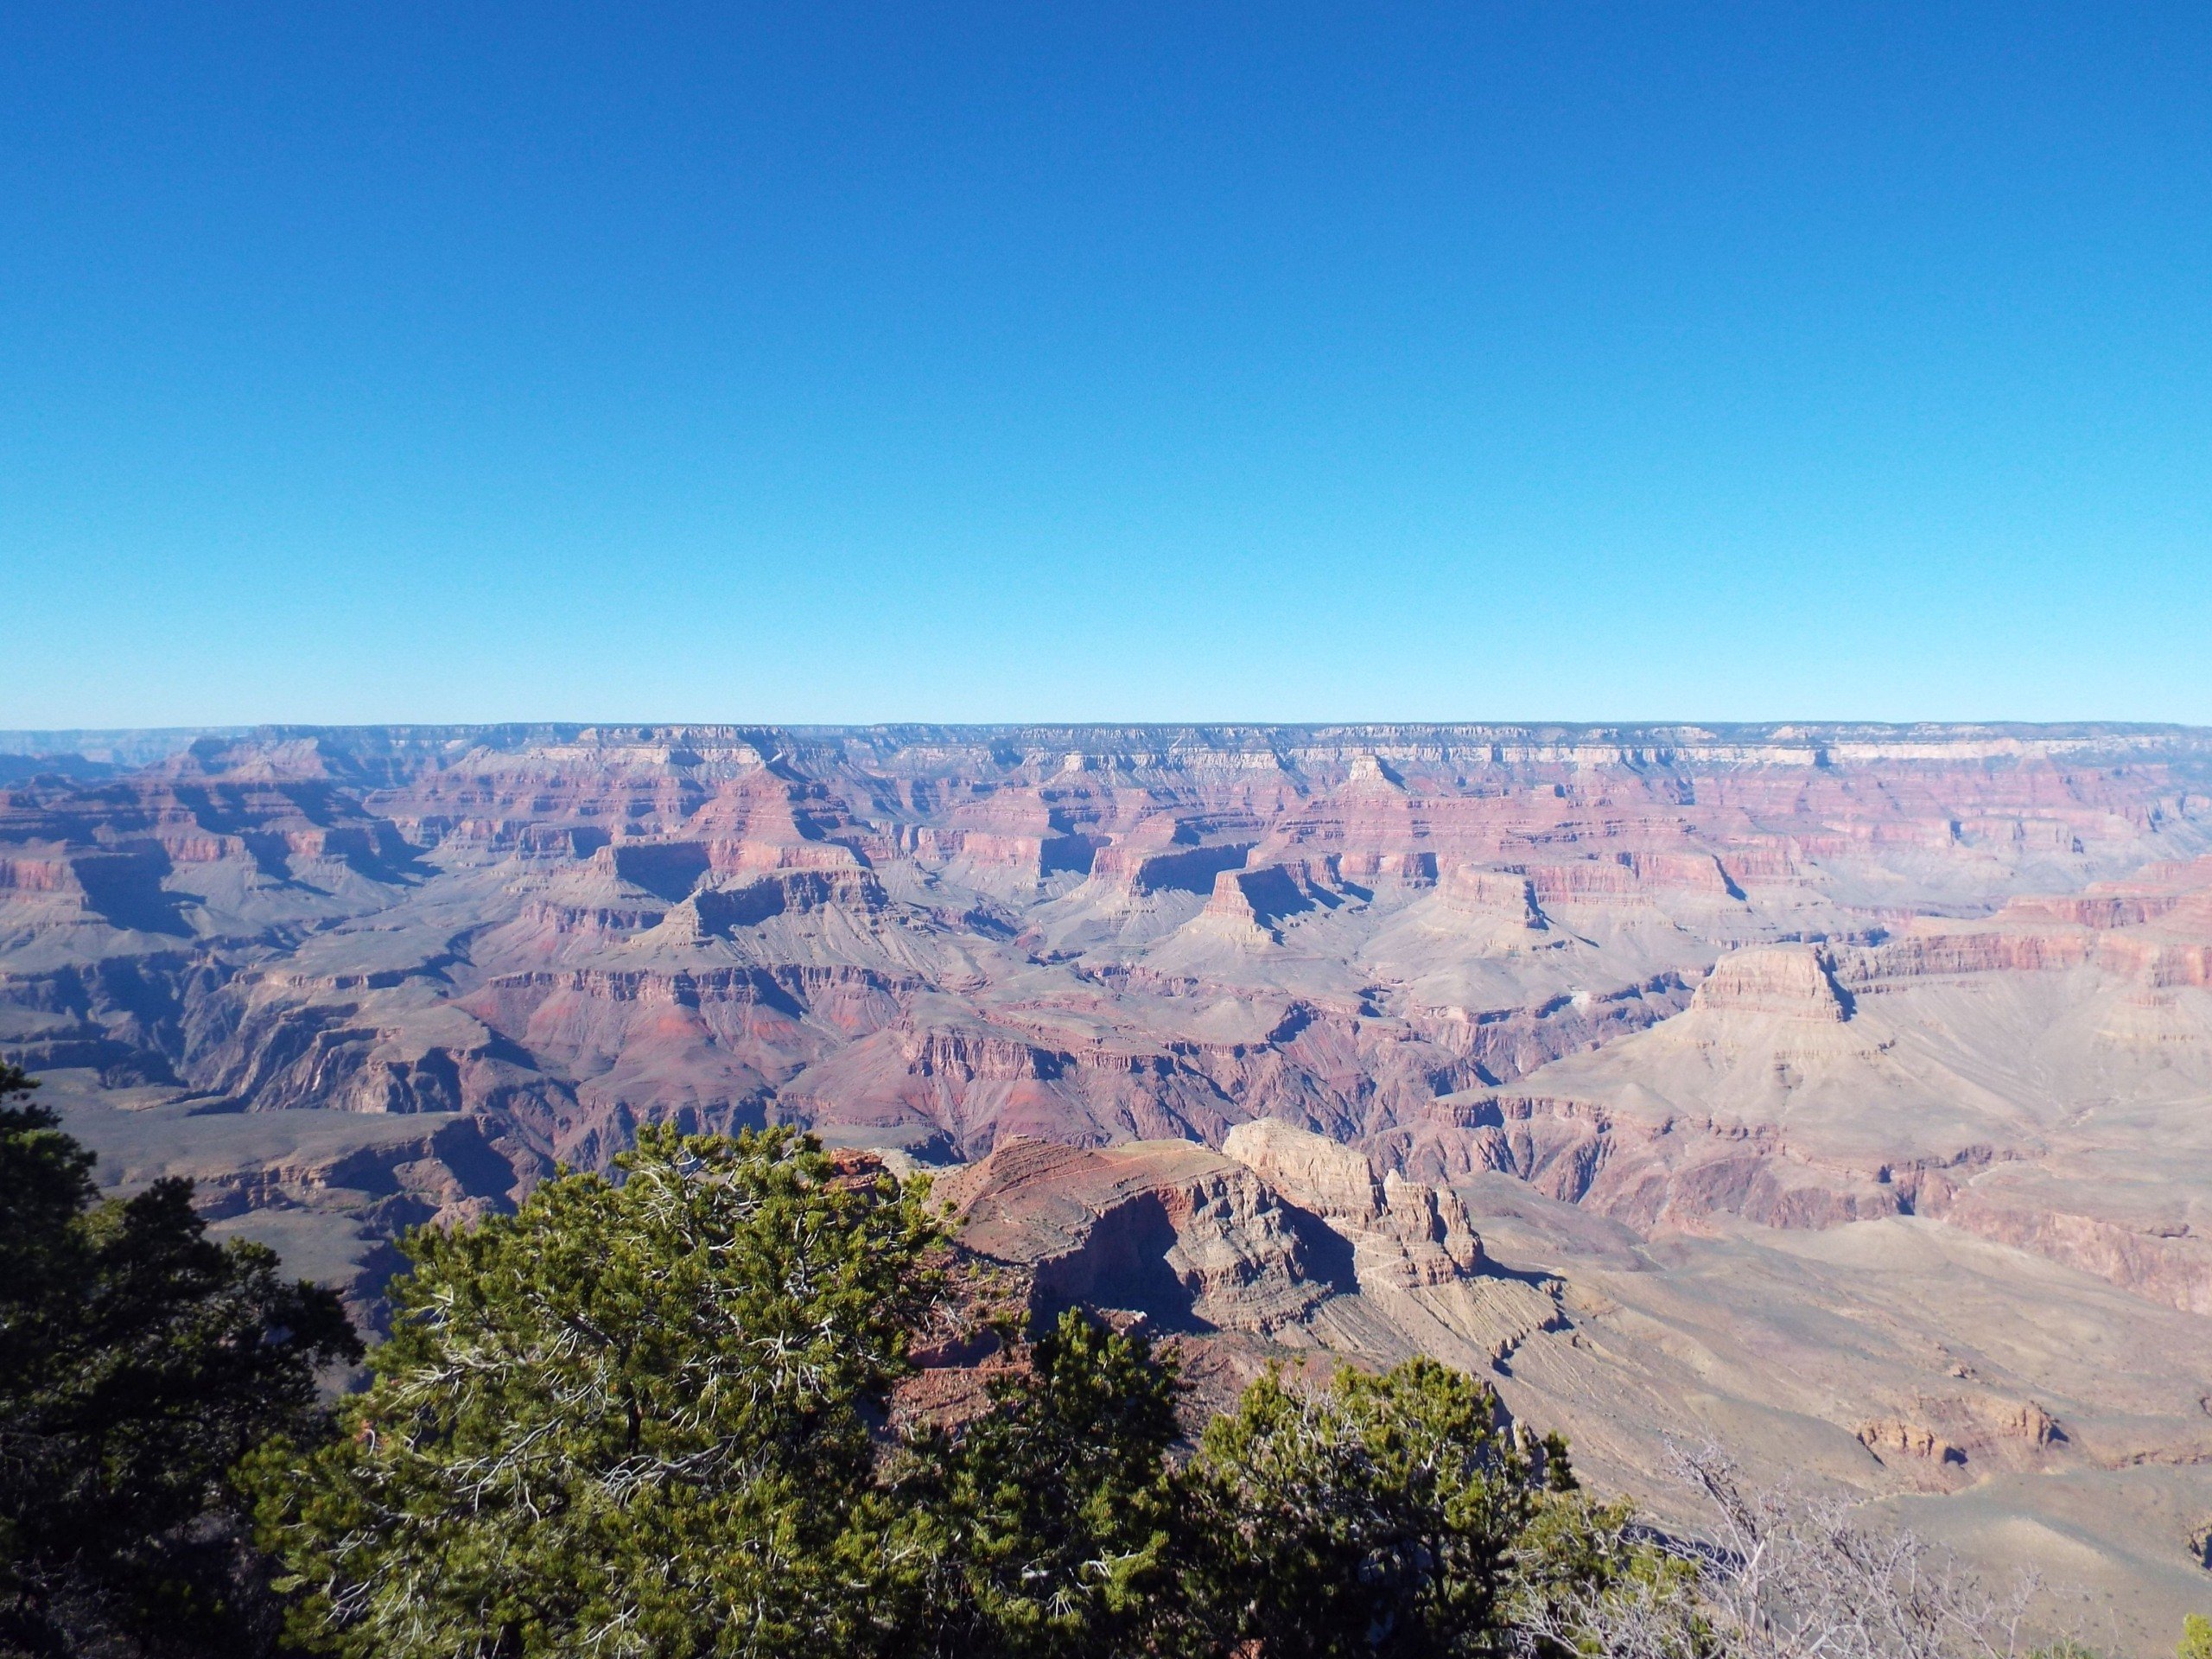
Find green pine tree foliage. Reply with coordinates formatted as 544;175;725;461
894;1308;1188;1659
245;1125;947;1659
0;1062;363;1657
0;1063;96;1293
1187;1356;1636;1658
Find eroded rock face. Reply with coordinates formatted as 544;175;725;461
7;722;2212;1624
1;722;2208;1290
1224;1117;1484;1287
1690;944;1850;1020
930;1132;1557;1405
935;1138;1338;1337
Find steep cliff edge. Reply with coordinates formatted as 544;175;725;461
7;723;2212;1629
930;1126;1562;1400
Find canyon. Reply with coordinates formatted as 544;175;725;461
3;721;2211;1643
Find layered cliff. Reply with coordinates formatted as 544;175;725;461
5;721;2212;1624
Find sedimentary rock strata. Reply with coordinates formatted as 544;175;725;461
3;721;2211;1631
925;1125;1561;1413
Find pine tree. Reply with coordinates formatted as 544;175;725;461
1188;1356;1630;1658
1;1062;361;1657
245;1125;944;1659
896;1309;1188;1658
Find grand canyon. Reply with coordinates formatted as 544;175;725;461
4;721;2209;1639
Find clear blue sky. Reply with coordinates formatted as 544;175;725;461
3;3;2208;728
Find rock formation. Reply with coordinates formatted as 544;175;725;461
3;721;2212;1634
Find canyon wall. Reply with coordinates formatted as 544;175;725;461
6;721;2212;1634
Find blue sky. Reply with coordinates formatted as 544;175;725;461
3;3;2208;727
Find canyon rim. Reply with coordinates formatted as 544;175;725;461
4;719;2211;1643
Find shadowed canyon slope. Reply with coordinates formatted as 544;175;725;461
4;721;2212;1641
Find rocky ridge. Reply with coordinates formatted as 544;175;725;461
4;722;2212;1638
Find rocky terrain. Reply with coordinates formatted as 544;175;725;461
4;721;2211;1643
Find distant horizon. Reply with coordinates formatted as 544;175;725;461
6;715;2212;750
